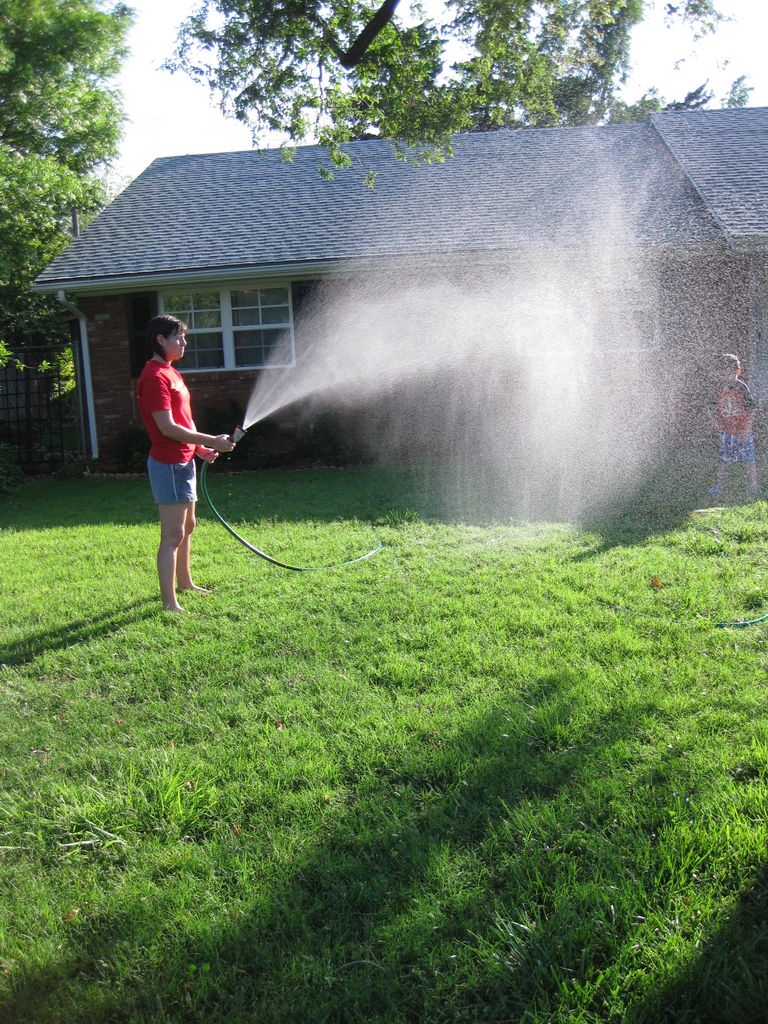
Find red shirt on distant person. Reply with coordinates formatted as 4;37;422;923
716;381;753;436
137;360;197;464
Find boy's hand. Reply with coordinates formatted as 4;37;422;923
197;446;219;463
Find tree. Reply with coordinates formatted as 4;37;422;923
170;0;723;170
0;150;106;346
0;0;133;349
722;74;752;109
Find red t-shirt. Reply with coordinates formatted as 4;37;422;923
136;359;197;464
716;382;754;436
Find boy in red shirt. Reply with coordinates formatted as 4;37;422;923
709;353;759;496
137;315;235;611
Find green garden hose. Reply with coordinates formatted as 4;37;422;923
199;458;382;572
600;597;768;630
714;610;768;628
688;509;768;627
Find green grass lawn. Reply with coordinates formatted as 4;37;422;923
1;463;767;1023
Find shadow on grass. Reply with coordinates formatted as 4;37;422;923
568;447;766;556
379;447;743;552
4;671;765;1023
631;867;768;1024
0;598;158;667
0;467;421;530
1;674;575;1022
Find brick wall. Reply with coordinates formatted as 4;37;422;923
166;371;259;433
78;295;135;459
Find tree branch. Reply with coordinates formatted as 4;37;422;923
341;0;401;67
310;0;402;70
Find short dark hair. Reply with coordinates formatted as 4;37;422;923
147;314;186;357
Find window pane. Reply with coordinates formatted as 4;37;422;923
163;293;223;365
260;305;289;325
232;289;260;307
195;291;220;308
184;331;224;369
193;348;224;369
232;306;260;327
163;293;192;312
259;287;288;306
192;309;222;329
164;292;221;316
234;328;285;367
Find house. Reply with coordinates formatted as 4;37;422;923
33;106;768;464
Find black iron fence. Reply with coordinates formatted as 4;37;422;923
0;343;86;469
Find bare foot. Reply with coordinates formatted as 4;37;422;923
178;584;210;595
163;603;187;613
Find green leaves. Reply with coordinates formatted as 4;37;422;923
0;149;106;348
169;0;723;165
0;0;133;174
0;0;130;350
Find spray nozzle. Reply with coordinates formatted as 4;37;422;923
231;425;246;444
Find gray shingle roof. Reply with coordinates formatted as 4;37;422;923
34;115;739;292
651;106;768;250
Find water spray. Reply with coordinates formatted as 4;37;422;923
199;425;382;572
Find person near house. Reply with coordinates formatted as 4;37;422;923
137;314;236;612
709;352;759;496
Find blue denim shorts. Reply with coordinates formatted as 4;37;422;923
147;456;197;504
719;431;756;463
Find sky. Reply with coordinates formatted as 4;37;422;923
112;0;768;186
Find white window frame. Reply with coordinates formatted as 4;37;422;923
159;280;296;372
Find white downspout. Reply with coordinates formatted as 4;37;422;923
56;290;99;459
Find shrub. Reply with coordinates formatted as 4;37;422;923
197;402;292;468
111;426;150;472
0;441;25;493
294;409;373;465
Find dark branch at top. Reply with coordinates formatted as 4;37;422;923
311;0;401;69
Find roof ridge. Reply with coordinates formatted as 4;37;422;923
145;121;652;168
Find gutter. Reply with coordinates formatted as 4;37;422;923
55;291;99;460
31;254;456;295
31;239;732;297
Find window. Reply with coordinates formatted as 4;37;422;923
231;287;292;367
162;291;224;369
161;284;294;371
